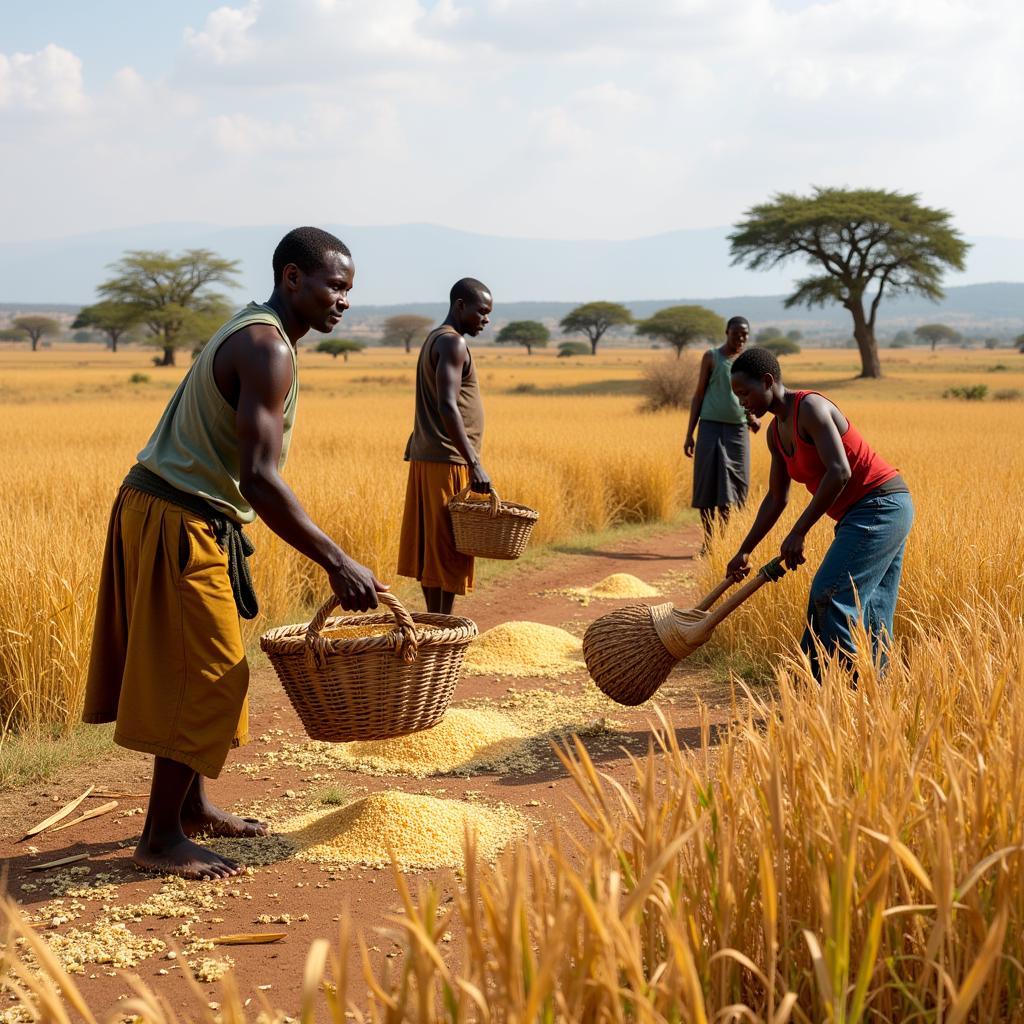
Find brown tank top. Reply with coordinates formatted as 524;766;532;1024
404;325;484;464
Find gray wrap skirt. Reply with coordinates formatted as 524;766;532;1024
691;420;750;510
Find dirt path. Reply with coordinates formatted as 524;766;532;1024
1;522;740;1018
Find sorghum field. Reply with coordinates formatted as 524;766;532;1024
3;342;1024;1022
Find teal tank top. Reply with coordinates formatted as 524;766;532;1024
699;346;745;425
137;302;298;524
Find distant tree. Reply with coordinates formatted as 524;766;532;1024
756;326;782;343
72;300;142;353
557;341;591;358
786;328;803;342
1016;332;1024;353
983;337;999;350
635;305;725;359
730;187;969;379
496;320;550;356
185;297;236;358
381;314;433;354
98;249;240;366
316;338;366;362
761;337;802;356
12;315;61;352
892;329;912;347
559;301;633;355
914;323;960;352
0;326;27;344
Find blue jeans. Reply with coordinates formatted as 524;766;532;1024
801;490;914;679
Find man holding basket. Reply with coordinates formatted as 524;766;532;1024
398;278;493;614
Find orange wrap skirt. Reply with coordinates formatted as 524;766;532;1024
82;487;249;779
397;460;475;596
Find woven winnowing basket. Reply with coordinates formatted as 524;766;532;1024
260;591;477;742
448;485;539;560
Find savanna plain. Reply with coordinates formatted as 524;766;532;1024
2;343;1024;1022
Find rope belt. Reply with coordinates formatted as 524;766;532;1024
122;464;258;620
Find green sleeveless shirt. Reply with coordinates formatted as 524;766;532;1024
137;302;298;524
699;346;745;425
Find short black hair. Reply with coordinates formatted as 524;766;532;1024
731;346;781;381
450;277;491;307
726;315;750;330
273;227;351;285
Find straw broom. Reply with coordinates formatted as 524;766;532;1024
583;557;788;705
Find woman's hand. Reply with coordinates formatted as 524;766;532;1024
779;529;806;570
747;415;761;434
726;551;751;581
684;434;695;458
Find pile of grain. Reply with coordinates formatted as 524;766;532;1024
544;573;662;606
285;791;525;869
328;708;529;777
319;624;441;641
462;622;584;678
585;573;661;599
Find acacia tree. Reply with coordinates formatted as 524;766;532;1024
635;305;724;359
729;187;969;379
72;301;141;353
381;314;433;354
914;323;960;352
12;315;61;352
496;320;549;356
317;338;365;362
559;302;632;355
98;249;240;366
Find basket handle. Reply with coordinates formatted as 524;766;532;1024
699;556;788;632
453;484;501;518
305;590;418;668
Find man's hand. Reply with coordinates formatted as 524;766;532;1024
726;551;751;581
469;460;492;494
747;416;761;434
684;434;695;458
779;529;806;570
328;554;388;612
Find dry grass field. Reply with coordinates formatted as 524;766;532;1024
3;340;1024;1021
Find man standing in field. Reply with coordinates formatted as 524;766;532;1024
684;315;760;551
397;278;492;614
83;227;385;881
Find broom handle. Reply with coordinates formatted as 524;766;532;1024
700;557;788;631
694;577;735;611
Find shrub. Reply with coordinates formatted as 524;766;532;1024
129;372;150;384
989;364;1008;372
511;382;539;394
557;341;591;358
639;352;701;412
761;337;801;356
993;388;1023;401
943;385;988;401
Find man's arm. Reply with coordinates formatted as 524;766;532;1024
684;350;714;458
434;332;490;493
726;429;792;580
232;327;385;611
776;395;851;569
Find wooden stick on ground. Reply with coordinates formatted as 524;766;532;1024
49;801;118;834
27;853;92;872
18;785;95;842
212;933;288;946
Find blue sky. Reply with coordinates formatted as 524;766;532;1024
2;0;1022;252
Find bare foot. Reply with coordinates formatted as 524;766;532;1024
133;833;245;881
182;804;269;839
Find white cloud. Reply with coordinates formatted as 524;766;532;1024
0;44;86;113
2;0;1024;249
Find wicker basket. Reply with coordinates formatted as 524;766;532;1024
259;591;477;742
448;485;539;560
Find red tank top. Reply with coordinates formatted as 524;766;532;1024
772;391;899;521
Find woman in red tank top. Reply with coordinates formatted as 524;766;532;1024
725;347;914;679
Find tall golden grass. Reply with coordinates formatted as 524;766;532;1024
5;599;1024;1020
0;347;687;734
